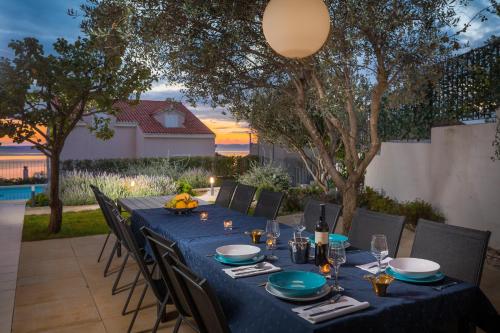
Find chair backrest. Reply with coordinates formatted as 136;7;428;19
214;180;237;208
91;187;121;239
168;254;230;333
411;219;490;285
253;190;284;219
141;227;193;318
107;203;165;301
303;199;342;233
229;184;256;214
348;209;405;257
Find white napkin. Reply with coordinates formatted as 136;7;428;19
356;257;393;274
293;296;370;324
223;262;281;279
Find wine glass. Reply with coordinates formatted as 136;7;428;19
265;220;280;260
294;214;306;239
371;234;389;274
328;241;346;292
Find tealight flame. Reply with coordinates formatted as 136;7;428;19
320;263;331;274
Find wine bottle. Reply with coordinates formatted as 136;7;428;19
314;204;329;266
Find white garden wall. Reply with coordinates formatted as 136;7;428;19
365;123;500;249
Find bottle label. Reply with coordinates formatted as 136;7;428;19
315;232;328;245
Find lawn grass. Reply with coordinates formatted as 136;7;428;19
23;209;129;242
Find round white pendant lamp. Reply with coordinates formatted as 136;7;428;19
262;0;331;59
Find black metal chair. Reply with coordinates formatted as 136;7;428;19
167;252;231;333
303;199;342;233
109;206;170;333
253;190;284;219
348;209;406;257
411;219;491;286
229;184;256;214
141;227;199;333
90;185;118;265
214;180;237;208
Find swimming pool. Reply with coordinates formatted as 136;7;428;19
0;184;47;201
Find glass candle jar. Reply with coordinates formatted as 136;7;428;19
223;219;233;231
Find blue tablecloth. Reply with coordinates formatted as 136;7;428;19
131;204;498;333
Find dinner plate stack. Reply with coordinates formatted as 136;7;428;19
214;245;264;266
386;258;445;283
266;271;330;302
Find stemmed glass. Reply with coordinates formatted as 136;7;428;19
294;215;306;239
371;234;389;274
265;220;280;260
328;241;346;292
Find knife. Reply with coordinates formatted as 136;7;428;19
433;281;458;291
302;294;342;311
309;305;355;317
235;266;272;275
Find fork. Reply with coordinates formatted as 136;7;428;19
433;281;458;291
302;293;342;311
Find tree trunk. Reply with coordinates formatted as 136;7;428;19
341;185;358;235
48;154;63;234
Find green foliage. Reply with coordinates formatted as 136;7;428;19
26;193;50;207
238;163;291;199
176;179;193;195
281;186;339;214
61;155;258;179
178;168;211;189
22;209;132;241
0;177;47;186
60;170;176;206
359;187;445;229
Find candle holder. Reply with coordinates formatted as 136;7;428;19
200;211;208;222
266;236;278;260
319;263;331;276
223;219;233;231
364;274;395;296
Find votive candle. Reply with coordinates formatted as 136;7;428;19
200;211;208;222
223;219;233;231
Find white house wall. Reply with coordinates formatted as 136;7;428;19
365;122;500;249
139;136;215;157
61;124;137;160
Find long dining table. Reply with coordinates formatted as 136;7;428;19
119;196;499;333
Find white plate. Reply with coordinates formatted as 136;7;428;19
388;258;440;278
216;244;261;261
265;283;331;302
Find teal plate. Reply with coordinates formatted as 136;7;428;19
268;271;326;297
386;267;445;284
309;233;348;244
214;254;265;266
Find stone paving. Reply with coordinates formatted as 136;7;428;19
0;201;25;333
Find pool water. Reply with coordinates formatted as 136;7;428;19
0;184;47;201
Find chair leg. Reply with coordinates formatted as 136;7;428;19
127;283;148;333
173;316;182;333
152;299;167;333
104;240;118;277
97;232;111;263
112;252;130;295
122;268;142;315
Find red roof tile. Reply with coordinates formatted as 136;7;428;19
114;100;214;135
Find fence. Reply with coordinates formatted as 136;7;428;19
0;158;47;181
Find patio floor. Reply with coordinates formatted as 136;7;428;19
11;217;500;333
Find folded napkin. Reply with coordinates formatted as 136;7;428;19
356;257;393;274
293;296;370;324
223;262;281;279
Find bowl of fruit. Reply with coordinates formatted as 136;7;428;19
164;193;199;214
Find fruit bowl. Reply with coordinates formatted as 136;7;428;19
164;207;196;215
164;193;199;214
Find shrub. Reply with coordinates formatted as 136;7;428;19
26;193;50;207
178;168;211;188
60;170;177;205
0;177;47;186
281;185;338;213
61;155;259;179
359;187;445;229
238;163;291;198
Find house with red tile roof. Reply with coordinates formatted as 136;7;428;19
60;100;215;160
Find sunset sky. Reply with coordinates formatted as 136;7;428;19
1;0;499;147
